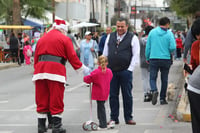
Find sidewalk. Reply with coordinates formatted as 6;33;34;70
0;62;19;70
176;75;191;122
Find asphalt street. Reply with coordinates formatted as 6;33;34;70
0;61;192;133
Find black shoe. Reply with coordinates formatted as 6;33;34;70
148;92;152;101
151;91;158;105
160;99;168;105
144;94;151;102
52;117;66;133
38;118;47;133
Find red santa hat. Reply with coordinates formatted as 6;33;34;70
53;19;68;31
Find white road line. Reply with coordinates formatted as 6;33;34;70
0;100;8;103
18;83;85;111
0;124;36;127
21;104;36;111
0;131;13;133
65;83;85;92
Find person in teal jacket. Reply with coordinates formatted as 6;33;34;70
145;17;176;105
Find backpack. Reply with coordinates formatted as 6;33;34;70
26;49;32;57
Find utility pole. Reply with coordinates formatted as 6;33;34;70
134;0;137;30
92;0;95;21
118;0;120;18
66;0;69;21
106;0;109;25
52;0;55;23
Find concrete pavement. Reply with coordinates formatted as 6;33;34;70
0;63;19;70
0;60;192;133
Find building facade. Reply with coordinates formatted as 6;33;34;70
55;0;115;28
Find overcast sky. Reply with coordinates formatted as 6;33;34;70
156;0;165;7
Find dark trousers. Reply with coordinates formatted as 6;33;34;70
97;101;107;128
149;59;171;100
109;70;133;122
188;90;200;133
19;49;24;63
176;48;182;58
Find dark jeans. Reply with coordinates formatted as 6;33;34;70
188;90;200;133
176;48;182;58
149;59;171;100
97;101;107;128
109;69;133;122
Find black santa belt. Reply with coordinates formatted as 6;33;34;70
38;55;66;65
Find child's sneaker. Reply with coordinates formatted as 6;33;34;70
97;127;107;131
107;120;115;129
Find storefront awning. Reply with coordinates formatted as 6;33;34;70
0;25;33;30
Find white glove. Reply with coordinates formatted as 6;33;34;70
76;64;91;76
83;65;91;76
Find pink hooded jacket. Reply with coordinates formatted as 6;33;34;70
84;66;113;101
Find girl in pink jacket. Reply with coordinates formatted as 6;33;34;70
84;55;113;130
23;41;32;65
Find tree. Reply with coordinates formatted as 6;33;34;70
12;0;21;34
13;0;21;25
0;0;53;25
170;0;200;27
21;0;53;20
0;0;13;25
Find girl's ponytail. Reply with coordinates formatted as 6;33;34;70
98;55;108;72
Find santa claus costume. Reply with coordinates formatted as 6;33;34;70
32;19;89;133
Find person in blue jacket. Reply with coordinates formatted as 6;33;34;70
145;17;176;105
98;27;112;56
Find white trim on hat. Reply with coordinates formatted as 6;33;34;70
53;22;68;31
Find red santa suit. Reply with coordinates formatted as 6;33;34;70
32;29;83;115
33;19;89;133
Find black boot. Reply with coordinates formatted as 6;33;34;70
47;112;53;129
52;117;66;133
38;118;47;133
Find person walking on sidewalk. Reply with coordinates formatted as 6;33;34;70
32;19;90;133
189;18;200;71
175;34;183;60
187;65;200;133
9;32;19;63
103;17;140;125
139;25;154;102
186;18;200;133
98;27;112;56
145;17;176;105
23;41;32;65
183;11;200;63
83;55;113;130
79;31;98;71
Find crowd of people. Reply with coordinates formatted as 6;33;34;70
2;12;200;133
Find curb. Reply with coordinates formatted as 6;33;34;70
176;74;191;122
0;63;20;70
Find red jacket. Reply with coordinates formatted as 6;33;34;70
190;40;200;70
84;66;113;101
176;38;183;48
32;29;82;83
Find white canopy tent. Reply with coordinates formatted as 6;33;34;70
71;22;99;29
